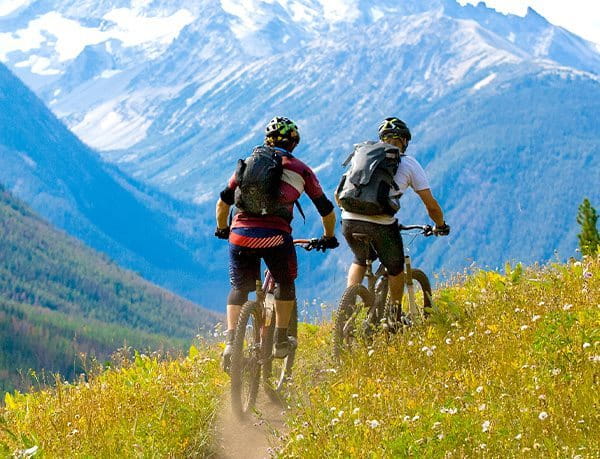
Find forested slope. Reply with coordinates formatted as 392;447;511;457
0;184;219;391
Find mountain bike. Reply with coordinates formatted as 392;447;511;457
230;238;322;419
333;224;434;360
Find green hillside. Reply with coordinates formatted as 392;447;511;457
0;184;219;391
1;256;597;457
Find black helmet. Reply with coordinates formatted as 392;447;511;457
378;117;411;141
265;116;300;143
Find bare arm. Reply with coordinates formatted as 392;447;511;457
321;210;336;238
415;189;445;226
216;198;231;229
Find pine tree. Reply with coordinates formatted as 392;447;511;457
577;198;600;256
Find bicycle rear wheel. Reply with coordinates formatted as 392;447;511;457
263;301;297;401
333;284;373;361
399;269;432;322
230;301;262;419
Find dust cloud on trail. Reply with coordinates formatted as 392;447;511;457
213;394;287;459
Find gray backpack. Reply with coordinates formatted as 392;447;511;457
335;141;402;216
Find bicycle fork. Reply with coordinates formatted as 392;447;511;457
404;255;422;321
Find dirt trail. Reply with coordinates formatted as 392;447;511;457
213;393;287;459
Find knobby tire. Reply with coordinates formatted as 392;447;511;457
333;284;373;362
230;301;262;419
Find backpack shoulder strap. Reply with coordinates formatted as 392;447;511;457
294;200;306;223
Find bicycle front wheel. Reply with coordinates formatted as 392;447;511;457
400;269;432;321
230;301;262;419
333;284;373;361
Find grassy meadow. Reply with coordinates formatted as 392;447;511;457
0;256;598;457
283;256;599;457
0;345;227;458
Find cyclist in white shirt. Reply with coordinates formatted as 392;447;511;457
337;117;450;311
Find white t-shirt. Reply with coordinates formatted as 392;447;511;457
341;155;430;225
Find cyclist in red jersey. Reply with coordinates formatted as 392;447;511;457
215;117;338;371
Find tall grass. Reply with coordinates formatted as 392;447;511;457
0;345;227;458
1;257;597;457
283;256;599;457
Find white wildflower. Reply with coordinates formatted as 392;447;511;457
295;434;304;441
440;407;458;415
551;368;561;376
373;393;381;398
562;304;573;311
538;411;549;421
532;315;541;322
351;393;359;398
479;443;487;449
412;414;420;422
482;420;490;432
590;355;600;363
484;329;492;335
583;342;591;349
368;349;375;357
331;418;340;426
520;325;529;331
476;386;484;393
352;408;360;415
445;338;452;345
432;421;442;429
468;331;475;337
354;419;361;426
538;301;546;306
367;419;380;429
478;403;487;411
437;433;444;440
407;340;414;346
338;410;345;418
330;407;337;412
459;336;466;341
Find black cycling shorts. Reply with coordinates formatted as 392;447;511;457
342;219;404;276
229;235;297;293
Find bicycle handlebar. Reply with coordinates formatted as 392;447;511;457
293;238;320;251
398;224;434;237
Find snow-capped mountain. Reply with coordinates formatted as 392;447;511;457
1;0;599;303
2;0;598;194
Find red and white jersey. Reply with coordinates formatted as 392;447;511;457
226;149;326;234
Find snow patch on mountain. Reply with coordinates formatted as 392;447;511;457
72;99;152;150
0;8;195;68
472;72;496;91
0;0;33;16
14;55;59;76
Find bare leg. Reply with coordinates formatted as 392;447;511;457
388;271;404;305
227;304;242;331
347;263;367;287
275;299;295;328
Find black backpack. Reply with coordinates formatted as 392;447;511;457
335;141;402;215
234;146;288;218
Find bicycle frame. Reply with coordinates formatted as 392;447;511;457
358;224;432;322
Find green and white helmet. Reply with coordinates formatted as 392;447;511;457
378;117;411;141
265;116;300;143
